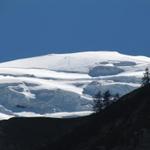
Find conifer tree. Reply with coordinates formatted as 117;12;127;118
113;93;120;102
93;91;103;113
103;90;111;107
142;68;150;86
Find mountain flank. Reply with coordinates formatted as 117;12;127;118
0;84;150;149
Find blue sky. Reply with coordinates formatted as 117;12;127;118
0;0;150;62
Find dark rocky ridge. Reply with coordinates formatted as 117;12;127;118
0;85;150;150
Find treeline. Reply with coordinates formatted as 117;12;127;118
93;67;150;113
93;90;119;113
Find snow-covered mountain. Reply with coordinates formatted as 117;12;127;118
0;51;149;119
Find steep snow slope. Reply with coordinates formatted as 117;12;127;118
0;51;150;72
0;51;149;119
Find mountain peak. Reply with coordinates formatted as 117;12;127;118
0;50;149;119
0;50;149;69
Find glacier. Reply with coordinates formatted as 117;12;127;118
0;51;149;119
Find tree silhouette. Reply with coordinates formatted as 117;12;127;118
113;93;120;102
103;90;111;107
93;91;103;113
93;91;120;113
142;68;150;86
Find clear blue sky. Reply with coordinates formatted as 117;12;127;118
0;0;150;62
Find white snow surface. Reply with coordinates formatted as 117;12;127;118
0;51;149;120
